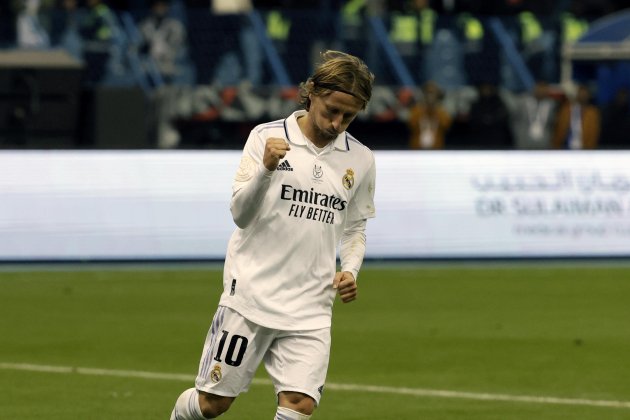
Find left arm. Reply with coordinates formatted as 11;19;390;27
333;154;376;303
334;218;367;303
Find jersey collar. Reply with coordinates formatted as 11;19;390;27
284;110;350;151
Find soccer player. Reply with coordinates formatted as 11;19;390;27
170;50;376;420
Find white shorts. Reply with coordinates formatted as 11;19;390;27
195;306;331;405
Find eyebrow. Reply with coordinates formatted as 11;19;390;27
326;105;357;117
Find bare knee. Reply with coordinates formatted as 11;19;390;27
198;391;235;418
278;391;315;415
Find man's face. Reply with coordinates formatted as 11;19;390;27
308;91;364;143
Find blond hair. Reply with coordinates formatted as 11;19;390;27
299;50;375;111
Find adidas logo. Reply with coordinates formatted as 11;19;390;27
277;160;294;171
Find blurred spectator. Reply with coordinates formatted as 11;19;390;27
599;87;630;149
341;0;387;84
458;83;513;149
79;0;120;85
552;84;600;149
15;0;51;49
455;12;490;85
206;0;257;86
429;32;466;87
138;0;189;84
388;0;437;84
50;0;83;59
265;1;341;84
407;80;452;149
560;1;589;45
509;80;557;149
515;10;557;84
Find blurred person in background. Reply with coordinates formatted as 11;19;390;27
138;0;188;84
552;83;600;149
388;0;437;84
170;50;376;420
340;0;387;84
205;0;258;86
599;87;630;149
261;1;343;84
459;82;513;149
509;80;557;149
15;0;52;49
407;80;452;149
79;0;120;85
50;0;83;59
513;9;558;86
559;0;590;46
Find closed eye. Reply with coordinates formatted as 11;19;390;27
326;107;356;122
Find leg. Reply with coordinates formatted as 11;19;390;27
198;391;235;418
276;391;314;419
265;328;331;418
171;306;273;418
170;388;234;419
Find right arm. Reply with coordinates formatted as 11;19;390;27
230;136;290;229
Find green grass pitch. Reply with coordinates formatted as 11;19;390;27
1;263;629;419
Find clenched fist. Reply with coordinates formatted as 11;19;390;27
263;138;290;171
333;271;358;303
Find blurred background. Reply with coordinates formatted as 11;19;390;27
2;4;630;418
1;0;629;151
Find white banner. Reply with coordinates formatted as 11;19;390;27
371;151;630;258
1;150;630;260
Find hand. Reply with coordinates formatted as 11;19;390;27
333;271;357;303
263;137;290;171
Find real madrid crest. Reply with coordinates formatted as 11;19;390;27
313;164;323;179
210;364;222;383
342;168;355;190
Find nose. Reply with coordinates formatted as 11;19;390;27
331;115;342;132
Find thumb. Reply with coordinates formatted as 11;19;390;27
332;272;343;289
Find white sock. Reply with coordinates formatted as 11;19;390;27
171;388;208;420
274;406;312;420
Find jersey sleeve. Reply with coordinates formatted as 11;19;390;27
230;130;273;229
346;153;376;223
340;152;375;280
340;219;367;280
232;130;265;192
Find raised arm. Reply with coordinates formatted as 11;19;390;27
230;137;290;229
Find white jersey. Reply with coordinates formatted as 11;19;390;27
219;110;376;330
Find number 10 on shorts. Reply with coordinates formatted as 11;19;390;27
213;330;249;367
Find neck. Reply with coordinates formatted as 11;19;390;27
311;137;332;149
